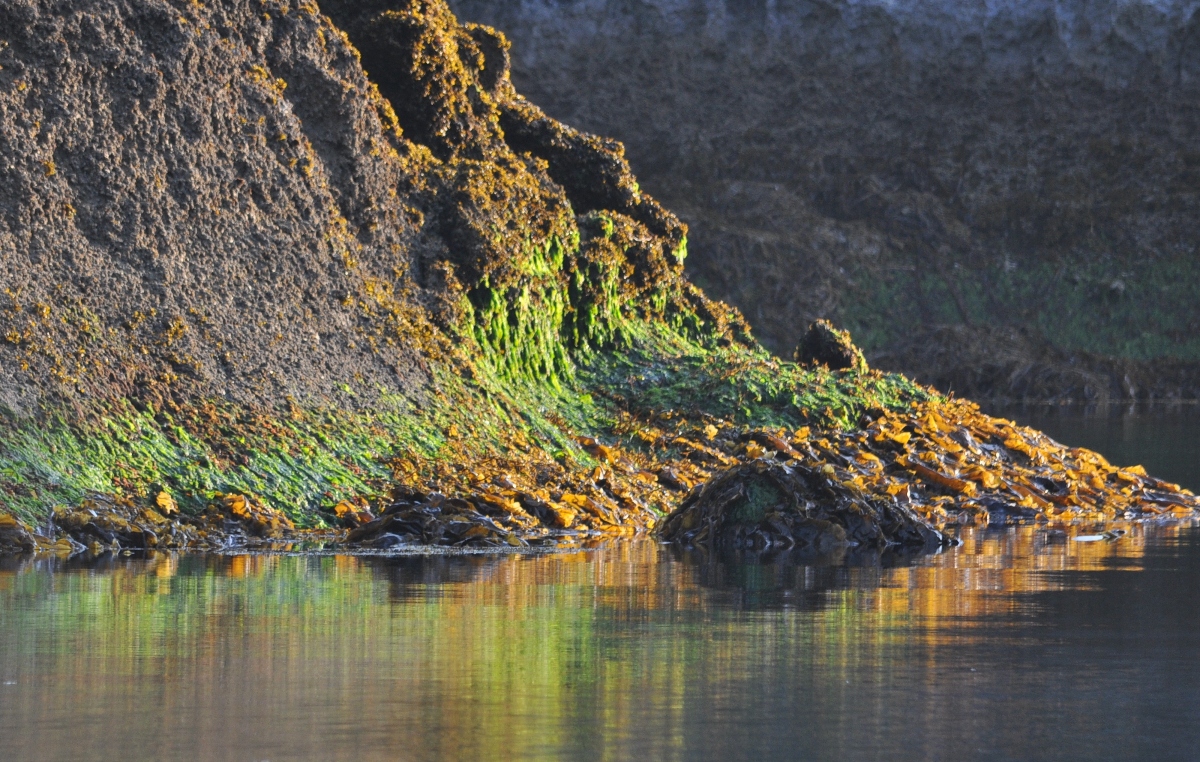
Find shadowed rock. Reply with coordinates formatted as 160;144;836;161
793;320;868;372
659;459;947;553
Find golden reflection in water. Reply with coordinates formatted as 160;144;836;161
0;524;1194;761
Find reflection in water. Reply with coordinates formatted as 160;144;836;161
3;527;1200;761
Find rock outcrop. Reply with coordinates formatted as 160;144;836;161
448;0;1200;399
0;0;721;416
0;0;1196;554
0;0;752;538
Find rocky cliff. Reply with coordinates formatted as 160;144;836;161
0;0;839;539
0;0;1194;555
450;0;1200;400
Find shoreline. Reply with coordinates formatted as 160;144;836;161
1;1;1197;557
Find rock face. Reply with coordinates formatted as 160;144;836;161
448;0;1200;396
0;0;712;416
0;0;433;412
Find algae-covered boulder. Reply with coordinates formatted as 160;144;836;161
659;458;946;553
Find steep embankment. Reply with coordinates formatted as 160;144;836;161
450;0;1200;401
0;0;1195;556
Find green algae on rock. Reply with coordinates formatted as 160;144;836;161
0;0;1197;555
0;0;748;543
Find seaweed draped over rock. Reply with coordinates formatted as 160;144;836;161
0;0;754;545
659;397;1200;554
319;0;732;373
0;0;1197;555
659;459;946;553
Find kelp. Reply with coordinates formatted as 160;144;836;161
660;398;1200;552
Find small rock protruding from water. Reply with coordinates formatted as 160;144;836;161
658;458;947;553
794;320;868;372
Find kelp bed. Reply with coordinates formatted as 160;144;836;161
4;395;1198;557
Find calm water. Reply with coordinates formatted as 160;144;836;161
2;409;1199;761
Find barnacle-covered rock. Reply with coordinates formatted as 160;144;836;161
1;0;1196;559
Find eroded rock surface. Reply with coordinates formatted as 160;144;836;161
0;0;433;410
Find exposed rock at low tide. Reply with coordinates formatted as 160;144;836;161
0;0;1197;557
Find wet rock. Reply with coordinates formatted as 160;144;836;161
333;500;376;529
660;397;1200;552
203;493;296;540
977;497;1041;526
793;320;868;373
347;488;541;548
47;492;298;550
659;459;946;552
0;513;38;554
368;533;415;549
52;496;188;549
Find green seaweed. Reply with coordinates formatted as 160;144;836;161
0;302;925;529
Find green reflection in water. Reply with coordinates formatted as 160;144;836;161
1;528;1198;761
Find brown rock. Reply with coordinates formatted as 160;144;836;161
793;320;868;373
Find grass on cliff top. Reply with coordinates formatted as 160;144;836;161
0;317;931;527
